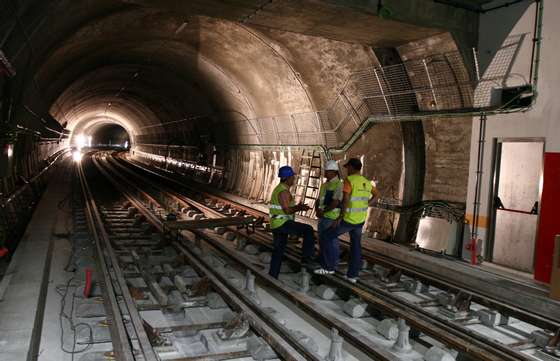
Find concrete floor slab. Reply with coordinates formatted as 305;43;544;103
198;182;560;324
0;161;74;361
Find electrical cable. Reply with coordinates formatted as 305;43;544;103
55;277;95;359
57;176;95;359
377;198;465;223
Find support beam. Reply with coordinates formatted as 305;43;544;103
373;48;426;244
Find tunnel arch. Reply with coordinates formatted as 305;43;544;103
30;8;321;148
0;0;476;244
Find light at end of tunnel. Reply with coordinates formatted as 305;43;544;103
5;144;13;158
72;150;83;162
75;134;87;150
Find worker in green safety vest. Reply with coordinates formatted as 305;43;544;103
316;158;378;283
268;165;316;278
314;160;343;275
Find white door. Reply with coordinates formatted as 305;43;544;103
491;141;543;273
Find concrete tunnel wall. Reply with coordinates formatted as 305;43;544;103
0;0;479;244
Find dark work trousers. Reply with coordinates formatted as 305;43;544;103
269;220;315;278
322;220;364;278
318;217;340;271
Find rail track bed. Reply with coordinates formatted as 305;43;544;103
72;151;560;361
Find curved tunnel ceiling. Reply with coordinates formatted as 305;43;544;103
1;0;451;147
41;9;320;145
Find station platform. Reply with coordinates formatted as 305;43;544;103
0;159;75;361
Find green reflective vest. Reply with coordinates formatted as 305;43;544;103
344;174;373;225
318;178;343;220
269;183;295;229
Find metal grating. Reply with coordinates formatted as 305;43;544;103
225;45;522;148
140;39;524;149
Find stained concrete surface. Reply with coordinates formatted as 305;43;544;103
0;160;72;361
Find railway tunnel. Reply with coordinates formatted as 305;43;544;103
1;1;560;360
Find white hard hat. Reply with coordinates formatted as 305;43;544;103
325;160;339;171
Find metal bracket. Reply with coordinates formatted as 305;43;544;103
0;50;16;77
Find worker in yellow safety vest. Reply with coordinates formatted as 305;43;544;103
268;165;316;278
315;158;378;283
314;160;343;275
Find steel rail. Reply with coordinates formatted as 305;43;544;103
104;153;534;361
77;164;137;361
168;202;533;361
116;154;560;332
90;154;315;361
78;159;160;361
97;153;403;361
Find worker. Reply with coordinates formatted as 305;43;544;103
268;165;315;278
314;160;343;275
316;158;378;283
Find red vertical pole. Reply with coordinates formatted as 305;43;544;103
83;268;92;298
535;153;560;283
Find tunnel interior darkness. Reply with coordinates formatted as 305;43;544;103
90;124;130;147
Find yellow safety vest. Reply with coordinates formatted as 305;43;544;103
269;183;295;229
344;174;373;225
318;178;343;220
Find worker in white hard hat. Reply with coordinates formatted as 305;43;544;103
314;160;344;275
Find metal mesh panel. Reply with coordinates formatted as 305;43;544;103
219;47;521;147
474;35;525;108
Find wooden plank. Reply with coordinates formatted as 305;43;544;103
164;216;255;230
169;350;251;361
550;235;560;301
156;321;226;333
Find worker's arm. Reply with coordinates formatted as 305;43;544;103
333;180;352;226
340;189;351;211
315;198;324;218
368;186;379;206
279;190;309;214
324;183;343;212
317;195;338;219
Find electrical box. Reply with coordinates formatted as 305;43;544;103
500;85;533;109
0;143;14;177
415;216;463;256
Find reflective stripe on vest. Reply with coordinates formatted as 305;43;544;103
343;174;373;225
350;196;370;201
269;183;295;229
345;207;369;212
318;178;343;220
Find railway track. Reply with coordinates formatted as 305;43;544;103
95;151;560;360
77;153;376;360
74;150;560;361
115;153;560;328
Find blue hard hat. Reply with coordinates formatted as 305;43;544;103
278;166;295;178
